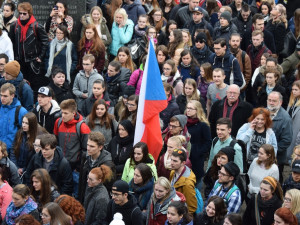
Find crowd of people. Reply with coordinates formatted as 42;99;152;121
0;0;300;224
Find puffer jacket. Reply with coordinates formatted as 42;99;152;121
0;157;21;187
0;31;13;61
0;181;12;220
127;68;143;95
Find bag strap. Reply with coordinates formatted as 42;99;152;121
241;51;246;66
135;70;142;88
14;105;22;129
212;137;219;148
54;42;68;58
255;194;261;225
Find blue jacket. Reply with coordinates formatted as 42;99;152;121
109;19;134;56
209;50;243;87
0;72;34;111
177;64;200;82
122;1;146;25
0;98;27;153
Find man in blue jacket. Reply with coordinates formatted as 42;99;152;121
122;0;146;25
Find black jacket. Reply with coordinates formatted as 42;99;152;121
25;147;73;195
194;212;224;225
265;20;287;54
282;174;300;194
184;19;214;39
232;13;252;39
169;2;188;21
175;5;193;28
176;94;207;115
257;83;288;109
160;95;180;130
48;80;74;105
191;45;213;66
80;92;111;117
213;22;238;43
9;18;48;62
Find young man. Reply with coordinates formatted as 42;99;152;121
25;134;73;195
207;161;241;213
191;32;213;65
207;117;243;172
78;131;115;203
33;86;61;134
213;11;237;43
283;160;300;194
169;149;197;214
232;4;252;38
206;68;228;116
0;54;9;78
175;0;201;28
105;180;143;225
73;54;104;110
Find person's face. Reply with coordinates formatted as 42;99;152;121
61;109;75;123
87;139;102;157
258;147;269;162
292;172;300;183
95;104;106;118
229;36;241;49
274;214;286;225
254;19;265;31
214;43;226;57
189;0;200;10
41;208;51;225
170;155;184;170
12;192;27;208
107;65;119;77
138;17;147;28
93;83;105;97
168;24;177;34
200;67;205;77
148;28;157;38
252;34;263;47
292;85;300;98
118;52;129;64
87;172;101;187
169;31;175;43
22;117;29;132
33;139;42;153
283;193;292;209
118;124;129;138
169;121;182;135
0;58;6;73
226;87;240;104
134;147;143;162
0;90;14;105
241;10;250;21
260;56;267;66
218;167;232;184
223;218;233;225
216;124;231;140
83;59;94;73
152;11;162;23
294;149;300;161
154;183;168;200
3;71;14;81
186;102;197;118
213;71;225;85
181;53;192;66
267;93;282;111
184;84;194;97
127;100;137;112
111;190;127;205
32;176;42;191
261;5;269;15
260;182;273;199
19;10;30;20
56;3;65;14
52;72;65;87
195;38;205;49
92;9;101;22
254;114;266;129
217;153;228;166
271;6;281;19
115;14;124;25
220;17;229;27
85;28;95;40
266;73;277;86
157;51;166;64
206;201;216;217
167;206;183;224
192;12;203;23
3;5;14;18
182;32;190;44
133;168;143;185
163;63;172;76
167;140;178;155
41;145;55;161
235;0;242;5
37;94;51;108
55;28;64;40
266;61;276;70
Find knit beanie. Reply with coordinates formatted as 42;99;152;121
119;120;134;135
174;115;187;128
4;60;20;78
219;146;235;162
223;162;240;178
195;32;207;43
220;11;232;23
109;213;125;225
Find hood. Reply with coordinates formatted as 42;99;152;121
81;14;108;26
54;146;64;161
113;193;138;210
0;97;21;108
3;71;24;87
36;99;60;115
79;68;100;77
88;149;112;166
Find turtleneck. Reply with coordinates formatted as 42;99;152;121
3;14;14;25
20;17;31;26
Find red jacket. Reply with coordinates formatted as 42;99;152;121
0;181;13;220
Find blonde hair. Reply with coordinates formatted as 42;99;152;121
187;100;210;126
114;8;128;24
292;145;300;163
168;135;186;148
184;79;200;101
288;81;300;108
182;30;192;47
90;6;103;23
285;189;300;215
273;4;288;28
154;177;172;201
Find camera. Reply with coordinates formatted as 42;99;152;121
53;5;58;10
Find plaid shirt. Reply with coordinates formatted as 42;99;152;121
207;180;241;213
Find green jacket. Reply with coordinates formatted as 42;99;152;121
281;51;300;78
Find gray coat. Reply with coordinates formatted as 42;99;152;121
0;157;21;186
287;105;300;160
272;107;293;164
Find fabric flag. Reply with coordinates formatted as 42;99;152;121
134;40;167;162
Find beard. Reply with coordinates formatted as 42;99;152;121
230;46;239;54
267;104;280;112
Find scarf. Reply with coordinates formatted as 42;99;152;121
4;14;13;25
5;197;38;225
17;15;36;42
46;38;73;82
223;97;239;120
134;24;147;37
85;40;93;54
186;117;199;127
180;62;191;68
164;152;172;170
163;126;191;149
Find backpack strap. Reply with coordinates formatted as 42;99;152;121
241;51;246;66
135;70;142;88
229;139;237;148
131;206;139;220
57;117;84;138
18;80;26;101
57;118;63;130
212;137;219;148
14;105;22;129
224;185;239;202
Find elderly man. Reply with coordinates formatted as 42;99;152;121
209;84;253;138
267;91;292;183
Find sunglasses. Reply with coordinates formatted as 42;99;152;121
19;12;28;15
195;40;204;44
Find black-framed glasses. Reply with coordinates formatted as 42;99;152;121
218;170;230;177
110;192;122;197
168;124;181;129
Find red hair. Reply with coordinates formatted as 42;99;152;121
15;214;40;225
90;165;113;183
248;107;272;129
275;207;298;225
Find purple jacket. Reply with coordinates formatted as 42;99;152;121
127;68;143;95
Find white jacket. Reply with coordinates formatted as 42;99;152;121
0;31;14;61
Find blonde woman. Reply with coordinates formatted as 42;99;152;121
186;100;212;185
283;189;300;224
181;29;192;50
292;145;300;162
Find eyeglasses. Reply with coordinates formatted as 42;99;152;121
110;192;122;197
40;213;49;218
33;144;41;148
126;103;136;107
19;12;28;15
186;107;196;111
218;170;230;177
168;124;181;129
284;197;291;203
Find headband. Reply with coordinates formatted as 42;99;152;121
263;176;277;190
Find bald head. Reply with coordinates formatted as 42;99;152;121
226;84;240;105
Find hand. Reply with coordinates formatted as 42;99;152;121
118;23;124;28
82;93;88;99
18;168;23;175
50;9;58;17
58;11;64;18
250;119;257;130
36;57;41;62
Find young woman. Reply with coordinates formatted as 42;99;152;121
177;50;200;83
119;95;138;126
45;24;77;83
223;213;242;225
156;45;169;73
159;0;176;21
198;63;213;103
145;177;186;225
259;1;272;24
165;201;193;225
0;167;12;221
0;2;17;32
77;24;106;73
161;59;183;98
236;107;277;166
45;0;73;41
41;202;71;225
48;66;74;104
243;176;283;225
292;145;300;163
248;144;279;196
55;195;85;225
287;80;300;161
141;0;159;14
15;214;40;225
84;166;113;225
80;6;112;47
181;30;192;50
4;184;39;225
109;8;134;58
86;99;117;148
129;163;154;211
30;168;60;211
168;29;185;66
194;196;227;225
122;142;157;183
149;8;167;33
132;15;148;40
158;20;177;46
115;47;136;73
186;100;211;184
274;207;298;225
107;120;134;179
283;189;300;224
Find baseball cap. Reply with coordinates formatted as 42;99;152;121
192;6;203;13
112;180;129;194
292;160;300;173
38;87;52;97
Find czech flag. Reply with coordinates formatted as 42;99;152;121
134;40;168;162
